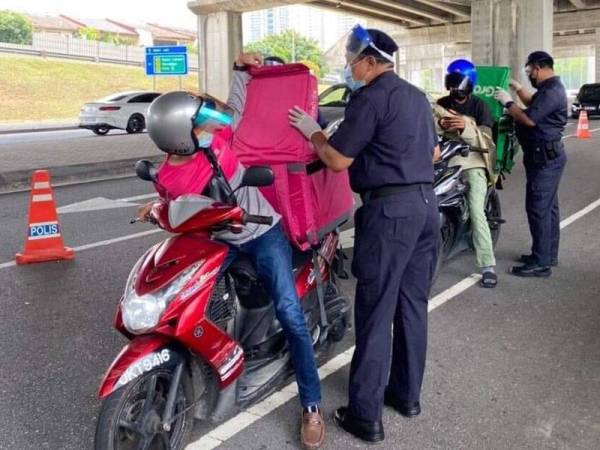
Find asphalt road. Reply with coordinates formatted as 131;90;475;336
1;125;600;449
0;129;159;189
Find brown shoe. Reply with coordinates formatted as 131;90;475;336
301;409;325;450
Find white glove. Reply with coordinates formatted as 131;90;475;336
494;88;513;107
288;106;321;140
509;78;522;91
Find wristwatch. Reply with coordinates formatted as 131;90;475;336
232;62;247;71
504;101;515;109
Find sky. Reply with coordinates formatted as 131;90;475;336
0;0;198;29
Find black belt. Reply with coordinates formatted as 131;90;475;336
525;140;564;163
360;183;432;203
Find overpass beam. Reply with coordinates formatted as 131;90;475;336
196;10;242;100
471;0;553;86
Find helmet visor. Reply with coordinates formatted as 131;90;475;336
192;95;233;132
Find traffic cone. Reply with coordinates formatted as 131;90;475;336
576;110;591;139
15;170;74;264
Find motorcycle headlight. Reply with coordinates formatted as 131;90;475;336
122;261;203;334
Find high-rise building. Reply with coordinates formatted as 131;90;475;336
242;5;362;52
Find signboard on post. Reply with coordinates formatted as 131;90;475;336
145;46;188;76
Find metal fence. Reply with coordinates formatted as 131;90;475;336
0;32;199;71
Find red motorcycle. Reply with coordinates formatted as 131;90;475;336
94;152;351;450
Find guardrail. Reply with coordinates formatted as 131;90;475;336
0;34;199;72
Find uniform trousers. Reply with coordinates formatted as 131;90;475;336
349;185;439;422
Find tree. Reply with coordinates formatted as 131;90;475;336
0;10;33;45
244;30;328;78
78;26;100;41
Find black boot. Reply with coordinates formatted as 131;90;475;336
384;391;421;418
333;406;384;443
511;263;551;277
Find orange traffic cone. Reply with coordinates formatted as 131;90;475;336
15;170;74;264
576;110;591;139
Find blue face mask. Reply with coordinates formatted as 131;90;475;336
195;130;214;148
344;65;365;92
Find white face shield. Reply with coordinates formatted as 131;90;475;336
344;24;394;64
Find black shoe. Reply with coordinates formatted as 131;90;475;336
384;392;421;418
333;406;384;443
520;254;558;267
511;263;551;277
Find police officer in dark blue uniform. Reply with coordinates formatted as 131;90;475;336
494;51;567;277
289;26;439;443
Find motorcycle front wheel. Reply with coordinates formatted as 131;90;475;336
94;367;193;450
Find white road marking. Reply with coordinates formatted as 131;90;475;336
57;197;137;213
560;197;600;229
562;126;600;140
339;228;354;248
57;193;156;214
187;272;482;450
117;193;157;202
185;194;600;450
0;229;162;270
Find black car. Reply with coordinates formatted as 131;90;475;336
571;83;600;118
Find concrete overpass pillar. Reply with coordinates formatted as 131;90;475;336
471;0;553;86
197;10;242;100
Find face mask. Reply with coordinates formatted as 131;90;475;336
449;89;467;101
344;64;366;92
195;130;214;148
528;75;538;88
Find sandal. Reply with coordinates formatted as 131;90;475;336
481;271;497;288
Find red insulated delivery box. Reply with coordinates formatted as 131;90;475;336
231;64;354;250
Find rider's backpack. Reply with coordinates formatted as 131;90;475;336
231;63;354;250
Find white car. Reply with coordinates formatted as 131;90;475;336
79;91;161;135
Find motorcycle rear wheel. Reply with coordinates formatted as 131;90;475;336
486;189;502;248
432;217;455;284
94;367;193;450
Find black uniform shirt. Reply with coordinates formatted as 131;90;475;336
437;95;494;129
329;71;437;193
517;76;567;146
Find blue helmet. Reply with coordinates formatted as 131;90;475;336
445;59;477;96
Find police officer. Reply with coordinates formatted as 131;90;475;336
289;26;439;443
494;51;567;277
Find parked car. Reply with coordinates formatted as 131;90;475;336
571;83;600;119
79;91;161;135
318;83;351;125
318;82;436;125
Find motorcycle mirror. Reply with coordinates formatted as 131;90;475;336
241;166;274;188
135;160;158;182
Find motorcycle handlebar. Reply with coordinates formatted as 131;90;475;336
243;214;273;226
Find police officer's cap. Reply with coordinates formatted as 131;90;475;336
363;29;399;61
525;51;554;68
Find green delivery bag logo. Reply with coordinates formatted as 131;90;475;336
473;85;502;97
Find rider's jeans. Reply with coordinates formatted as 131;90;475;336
222;223;322;408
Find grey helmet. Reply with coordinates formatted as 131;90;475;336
147;91;200;155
